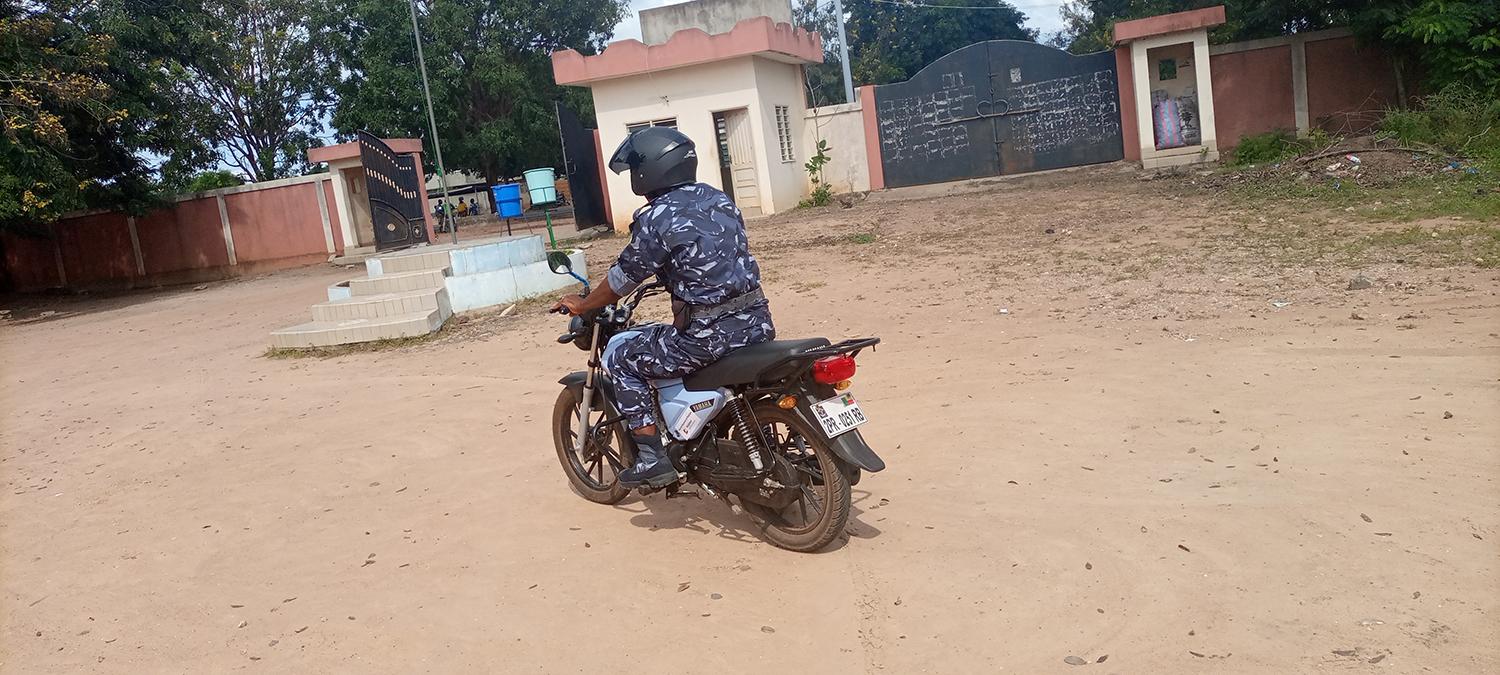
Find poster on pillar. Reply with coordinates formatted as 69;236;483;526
356;131;431;251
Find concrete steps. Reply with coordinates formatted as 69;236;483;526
269;234;585;349
370;249;452;275
347;268;448;296
310;287;450;322
270;307;445;349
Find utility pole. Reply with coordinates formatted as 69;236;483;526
408;0;457;244
832;0;855;104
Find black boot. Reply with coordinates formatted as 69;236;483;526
619;433;678;488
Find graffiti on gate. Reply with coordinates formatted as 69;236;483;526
872;40;1125;188
877;72;976;163
1008;70;1122;155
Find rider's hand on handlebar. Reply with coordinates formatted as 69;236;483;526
549;295;585;316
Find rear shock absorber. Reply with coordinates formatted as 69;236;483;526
726;396;767;471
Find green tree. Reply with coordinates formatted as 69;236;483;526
846;0;1036;85
323;0;624;184
1054;1;1355;54
183;170;245;192
167;0;339;182
1354;1;1499;96
0;1;202;230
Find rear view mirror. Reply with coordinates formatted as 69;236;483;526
546;251;573;275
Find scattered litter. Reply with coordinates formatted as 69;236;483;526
677;582;690;593
1360;513;1373;523
236;620;248;629
760;625;776;634
1270;300;1291;308
1443;411;1454;419
1063;656;1088;666
1358;618;1384;627
1177;544;1192;552
193;284;208;291
1347;275;1373;291
1345;154;1361;165
998;308;1011;315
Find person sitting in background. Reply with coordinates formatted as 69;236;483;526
457;199;469;217
469;197;481;215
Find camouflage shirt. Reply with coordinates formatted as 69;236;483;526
606;183;763;306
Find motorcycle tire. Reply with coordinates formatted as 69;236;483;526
735;402;852;552
552;386;633;505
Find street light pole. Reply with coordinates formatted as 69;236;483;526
408;0;457;244
832;0;855;104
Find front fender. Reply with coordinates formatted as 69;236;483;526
559;371;616;407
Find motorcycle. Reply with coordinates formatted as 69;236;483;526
544;252;885;552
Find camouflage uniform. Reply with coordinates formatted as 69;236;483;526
603;182;775;430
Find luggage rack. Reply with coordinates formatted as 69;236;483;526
751;337;881;390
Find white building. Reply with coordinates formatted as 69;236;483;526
552;0;823;223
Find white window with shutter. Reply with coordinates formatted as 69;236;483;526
775;106;794;162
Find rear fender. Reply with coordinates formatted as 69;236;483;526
787;383;885;473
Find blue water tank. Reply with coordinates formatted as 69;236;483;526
491;183;523;218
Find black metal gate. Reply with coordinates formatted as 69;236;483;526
357;131;430;251
874;41;1124;188
556;102;608;229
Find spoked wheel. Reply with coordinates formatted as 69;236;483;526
735;403;852;552
552;386;634;504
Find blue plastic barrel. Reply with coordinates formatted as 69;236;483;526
522;167;558;206
491;183;523;218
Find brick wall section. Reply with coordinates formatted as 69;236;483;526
1210;45;1296;147
1305;35;1401;133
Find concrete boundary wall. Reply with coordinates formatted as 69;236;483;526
1207;27;1403;149
804;101;870;194
2;174;346;292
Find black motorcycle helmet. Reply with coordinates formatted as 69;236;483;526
609;126;697;197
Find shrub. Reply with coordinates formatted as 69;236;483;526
1379;83;1500;167
799;139;833;208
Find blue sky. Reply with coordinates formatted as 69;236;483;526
612;0;1069;42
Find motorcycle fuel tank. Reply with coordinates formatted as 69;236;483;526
655;379;728;441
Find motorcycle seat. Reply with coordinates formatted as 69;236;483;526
683;338;831;391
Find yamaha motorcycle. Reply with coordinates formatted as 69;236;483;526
545;253;885;552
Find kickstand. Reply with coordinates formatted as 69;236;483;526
663;483;699;500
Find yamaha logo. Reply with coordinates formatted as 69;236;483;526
690;400;714;412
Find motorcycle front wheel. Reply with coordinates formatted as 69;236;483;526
552;386;634;505
734;403;852;552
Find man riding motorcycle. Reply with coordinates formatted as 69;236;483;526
549;126;775;489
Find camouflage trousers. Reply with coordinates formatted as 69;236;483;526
603;304;775;430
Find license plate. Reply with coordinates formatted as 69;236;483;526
811;392;868;438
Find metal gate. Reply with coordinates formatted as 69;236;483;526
873;41;1124;188
555;102;607;229
357;131;430;251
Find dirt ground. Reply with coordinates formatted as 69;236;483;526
3;166;1497;673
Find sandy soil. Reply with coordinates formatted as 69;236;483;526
3;167;1498;673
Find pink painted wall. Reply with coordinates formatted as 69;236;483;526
1115;47;1141;162
1210;45;1296;148
1305;35;1401;133
224;182;328;264
56;212;135;286
135;197;231;276
4;179;337;292
322;180;345;254
0;231;63;290
859;85;885;191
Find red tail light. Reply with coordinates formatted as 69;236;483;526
812;355;857;384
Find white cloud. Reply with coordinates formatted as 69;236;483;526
609;0;1067;45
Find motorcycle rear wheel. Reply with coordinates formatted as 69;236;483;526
552;387;634;505
734;403;852;552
